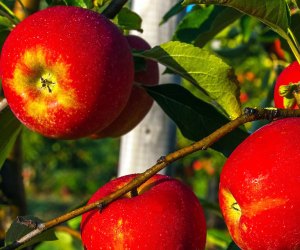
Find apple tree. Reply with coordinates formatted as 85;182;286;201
0;0;300;249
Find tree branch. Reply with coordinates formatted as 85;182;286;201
102;0;128;19
3;107;300;250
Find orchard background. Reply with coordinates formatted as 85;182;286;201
0;0;299;249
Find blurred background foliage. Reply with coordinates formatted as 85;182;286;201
1;0;298;249
22;128;119;217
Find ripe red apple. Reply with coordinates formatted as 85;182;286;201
219;118;300;249
81;174;207;249
273;61;300;109
92;35;159;138
0;6;134;139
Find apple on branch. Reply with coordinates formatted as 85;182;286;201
273;61;300;110
0;6;134;139
92;35;159;138
81;174;207;249
219;118;300;249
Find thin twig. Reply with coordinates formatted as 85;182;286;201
0;1;17;18
0;1;19;25
56;226;81;240
0;98;8;112
3;107;300;250
0;9;17;27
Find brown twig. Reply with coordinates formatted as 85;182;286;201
3;107;300;249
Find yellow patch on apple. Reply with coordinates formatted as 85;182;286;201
220;188;243;243
8;46;77;122
221;187;289;248
112;218;133;248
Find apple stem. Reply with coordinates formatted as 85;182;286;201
129;188;139;198
292;85;300;109
5;107;300;250
231;202;241;212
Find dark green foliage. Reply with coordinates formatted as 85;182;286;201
145;84;248;157
227;241;241;250
173;5;242;47
0;109;22;169
114;7;143;32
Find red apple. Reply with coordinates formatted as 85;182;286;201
274;61;300;109
92;35;159;138
81;174;207;249
0;6;134;139
219;118;300;249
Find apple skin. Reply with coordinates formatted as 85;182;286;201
81;174;207;249
273;61;300;109
92;35;159;138
219;118;300;250
0;6;134;139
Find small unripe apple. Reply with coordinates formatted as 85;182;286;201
219;118;300;249
92;35;159;138
81;174;207;249
0;6;134;139
273;61;300;109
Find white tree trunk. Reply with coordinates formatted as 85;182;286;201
118;0;181;176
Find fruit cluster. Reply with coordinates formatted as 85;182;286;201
0;6;159;140
0;6;208;249
1;4;300;250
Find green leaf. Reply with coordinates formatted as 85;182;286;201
35;231;80;250
160;0;185;25
227;241;241;250
0;0;14;9
0;16;14;30
174;5;242;46
182;0;290;39
139;41;242;119
5;215;57;249
289;12;300;53
194;5;243;47
0;108;22;169
64;0;92;8
114;7;143;32
94;0;111;7
173;5;215;43
145;84;248;157
207;229;232;248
